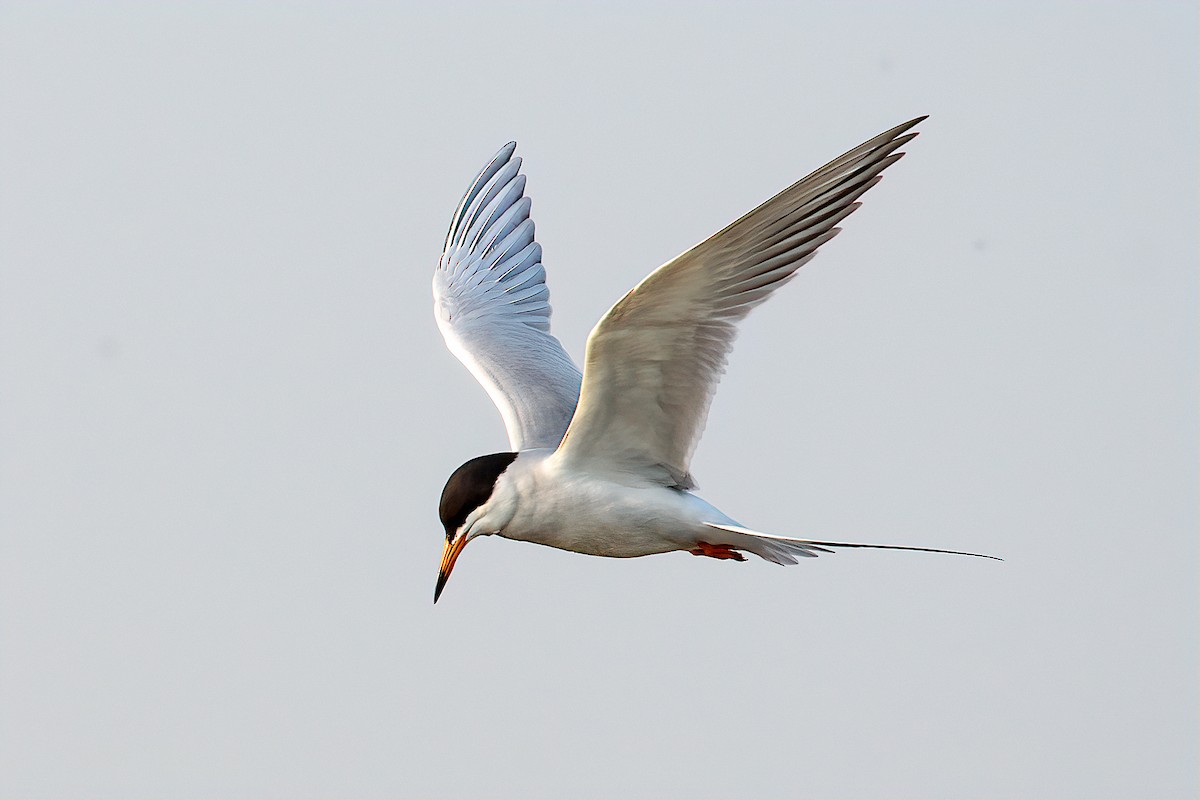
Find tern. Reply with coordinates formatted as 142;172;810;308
431;117;995;603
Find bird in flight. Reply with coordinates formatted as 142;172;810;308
431;117;996;603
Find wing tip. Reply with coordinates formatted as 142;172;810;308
878;116;928;147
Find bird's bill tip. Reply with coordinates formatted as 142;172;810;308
433;535;468;604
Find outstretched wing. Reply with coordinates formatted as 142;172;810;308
433;143;582;451
554;118;925;487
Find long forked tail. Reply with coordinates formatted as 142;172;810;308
703;523;1002;566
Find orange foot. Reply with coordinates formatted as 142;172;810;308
689;541;746;561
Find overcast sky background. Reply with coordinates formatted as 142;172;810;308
1;3;1196;798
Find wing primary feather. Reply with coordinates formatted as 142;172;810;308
434;142;583;451
455;160;521;249
445;145;517;251
555;118;927;487
464;175;527;252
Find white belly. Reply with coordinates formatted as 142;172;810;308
495;453;735;558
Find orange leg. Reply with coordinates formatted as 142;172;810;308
689;541;746;561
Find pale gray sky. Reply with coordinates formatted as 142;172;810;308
1;3;1196;798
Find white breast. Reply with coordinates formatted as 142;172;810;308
493;450;735;558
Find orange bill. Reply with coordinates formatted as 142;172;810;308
434;535;468;603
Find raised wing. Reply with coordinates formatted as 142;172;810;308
555;118;925;488
434;143;582;451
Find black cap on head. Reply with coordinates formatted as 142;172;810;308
439;452;518;539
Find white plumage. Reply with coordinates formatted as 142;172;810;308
433;143;580;452
430;118;996;602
